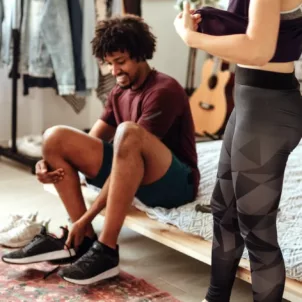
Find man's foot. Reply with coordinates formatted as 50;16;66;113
48;235;97;265
2;226;76;264
58;241;119;285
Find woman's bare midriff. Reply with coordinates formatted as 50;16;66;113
238;61;295;74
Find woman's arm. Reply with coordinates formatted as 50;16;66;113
176;0;281;66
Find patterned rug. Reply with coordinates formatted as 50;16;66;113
0;248;180;302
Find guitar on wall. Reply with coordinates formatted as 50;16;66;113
189;55;235;138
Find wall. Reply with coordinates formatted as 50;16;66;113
144;0;206;89
0;66;96;142
0;0;215;142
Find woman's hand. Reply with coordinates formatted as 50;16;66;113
174;1;202;45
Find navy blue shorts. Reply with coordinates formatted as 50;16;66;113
86;141;195;209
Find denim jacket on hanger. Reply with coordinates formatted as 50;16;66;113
2;0;75;95
26;0;75;95
1;0;14;67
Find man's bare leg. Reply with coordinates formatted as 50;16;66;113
57;122;175;284
99;121;173;249
42;126;105;238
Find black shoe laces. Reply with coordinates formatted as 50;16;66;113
43;241;74;280
25;228;75;280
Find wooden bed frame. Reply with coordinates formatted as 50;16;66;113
44;184;301;302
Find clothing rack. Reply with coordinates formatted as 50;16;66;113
0;0;39;174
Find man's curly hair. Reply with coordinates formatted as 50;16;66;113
92;15;157;62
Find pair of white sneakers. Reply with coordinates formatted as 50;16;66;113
0;212;50;248
8;135;42;158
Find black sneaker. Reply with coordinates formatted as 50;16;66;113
58;241;119;285
48;235;97;265
2;226;76;264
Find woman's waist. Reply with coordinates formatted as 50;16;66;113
237;61;295;74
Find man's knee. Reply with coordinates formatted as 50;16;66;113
114;122;143;155
42;125;70;157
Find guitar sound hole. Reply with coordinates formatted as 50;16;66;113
208;76;218;89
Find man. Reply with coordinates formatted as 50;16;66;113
2;15;200;285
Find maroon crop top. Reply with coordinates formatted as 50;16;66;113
196;0;302;62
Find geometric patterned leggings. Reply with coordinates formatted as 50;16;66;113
205;68;302;302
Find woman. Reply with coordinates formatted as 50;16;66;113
174;1;302;301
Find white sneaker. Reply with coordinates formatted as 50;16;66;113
0;219;50;248
0;214;22;233
0;212;38;234
8;135;42;158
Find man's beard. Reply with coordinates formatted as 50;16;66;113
116;74;135;89
117;81;135;90
118;82;132;89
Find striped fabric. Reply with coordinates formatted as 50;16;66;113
96;70;116;106
61;95;86;114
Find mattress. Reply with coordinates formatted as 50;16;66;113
87;140;302;281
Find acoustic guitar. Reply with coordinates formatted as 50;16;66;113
190;56;235;137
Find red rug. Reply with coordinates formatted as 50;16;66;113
0;248;180;302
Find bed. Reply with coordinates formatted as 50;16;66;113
44;139;302;301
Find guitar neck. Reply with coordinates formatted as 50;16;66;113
206;53;236;74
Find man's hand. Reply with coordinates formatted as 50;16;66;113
65;221;87;250
35;159;64;184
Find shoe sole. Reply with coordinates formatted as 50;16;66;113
62;266;120;285
2;249;76;264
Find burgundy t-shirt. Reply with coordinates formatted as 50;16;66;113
101;70;200;198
